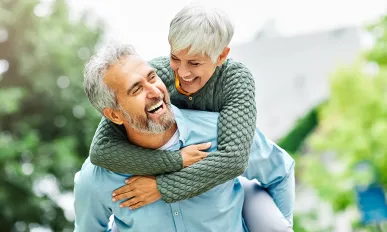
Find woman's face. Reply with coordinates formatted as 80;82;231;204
169;48;221;94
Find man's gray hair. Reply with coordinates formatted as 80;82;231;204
83;43;137;114
168;4;234;63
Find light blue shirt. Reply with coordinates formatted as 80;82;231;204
74;106;295;232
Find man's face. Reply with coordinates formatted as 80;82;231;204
104;55;175;133
170;48;218;94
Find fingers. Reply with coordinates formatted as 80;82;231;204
195;142;212;151
195;151;208;162
126;175;142;184
127;196;161;210
112;189;136;202
120;197;142;208
181;143;211;167
200;151;209;158
129;201;146;210
112;185;134;197
186;151;208;166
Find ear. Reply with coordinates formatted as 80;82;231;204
103;108;124;125
215;47;230;66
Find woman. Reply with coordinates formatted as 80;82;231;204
90;4;292;231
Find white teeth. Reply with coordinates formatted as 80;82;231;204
147;101;163;112
181;77;195;82
154;107;162;114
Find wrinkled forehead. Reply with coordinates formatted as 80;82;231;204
117;56;151;79
104;56;151;92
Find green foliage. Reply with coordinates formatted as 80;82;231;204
278;105;319;154
0;87;25;114
301;14;387;228
293;214;309;232
0;0;104;231
304;63;387;209
366;15;387;65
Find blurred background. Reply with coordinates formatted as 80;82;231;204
1;0;387;231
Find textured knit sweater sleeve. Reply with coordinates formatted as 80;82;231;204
89;57;256;203
89;117;183;175
156;60;257;202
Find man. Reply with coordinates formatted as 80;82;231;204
74;43;295;231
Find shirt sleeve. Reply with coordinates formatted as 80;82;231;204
242;128;296;225
90;60;256;203
89;117;183;175
156;63;257;202
74;172;112;232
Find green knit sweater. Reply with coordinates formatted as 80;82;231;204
89;56;256;203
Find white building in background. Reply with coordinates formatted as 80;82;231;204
230;24;362;140
230;24;366;232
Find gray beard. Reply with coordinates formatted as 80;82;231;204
120;103;175;134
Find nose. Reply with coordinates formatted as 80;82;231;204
177;64;191;78
146;83;162;99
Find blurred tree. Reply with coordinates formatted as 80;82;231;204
278;105;319;154
367;15;387;66
0;0;104;231
300;15;387;229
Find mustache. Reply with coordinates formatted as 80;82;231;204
145;93;169;108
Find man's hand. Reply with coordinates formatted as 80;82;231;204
180;142;211;167
112;176;161;210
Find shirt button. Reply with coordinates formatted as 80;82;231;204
174;211;179;216
188;96;193;101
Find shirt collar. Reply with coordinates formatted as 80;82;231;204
171;105;189;146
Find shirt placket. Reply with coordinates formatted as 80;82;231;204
170;202;186;232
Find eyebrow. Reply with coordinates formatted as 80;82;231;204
126;69;155;95
170;54;179;59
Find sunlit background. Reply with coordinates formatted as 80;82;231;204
1;0;387;231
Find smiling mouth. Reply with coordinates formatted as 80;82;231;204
146;100;164;114
181;76;198;82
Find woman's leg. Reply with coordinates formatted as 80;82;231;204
239;177;293;232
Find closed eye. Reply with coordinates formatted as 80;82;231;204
149;74;156;82
189;62;201;66
132;86;143;95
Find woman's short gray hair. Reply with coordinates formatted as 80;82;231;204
83;43;137;114
168;4;234;63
